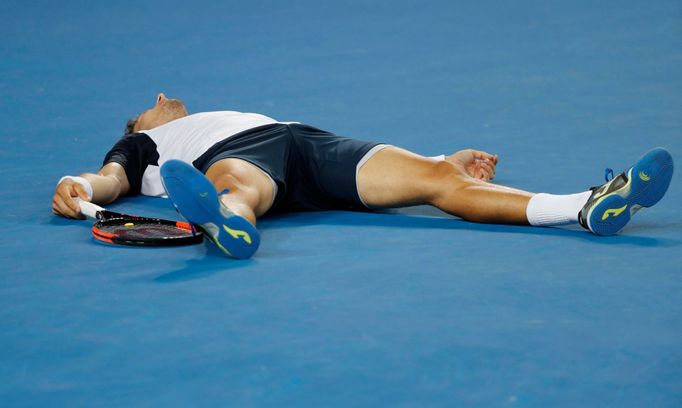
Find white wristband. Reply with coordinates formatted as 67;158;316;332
58;176;93;200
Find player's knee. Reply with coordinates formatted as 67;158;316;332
430;161;474;200
433;160;470;185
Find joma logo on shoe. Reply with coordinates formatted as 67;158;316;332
602;204;628;220
223;225;252;244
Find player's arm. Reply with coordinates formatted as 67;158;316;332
52;162;131;219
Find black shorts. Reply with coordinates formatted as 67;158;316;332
192;123;383;213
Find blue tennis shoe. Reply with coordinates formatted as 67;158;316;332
160;160;260;259
578;148;674;236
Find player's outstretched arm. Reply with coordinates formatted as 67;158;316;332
52;162;130;219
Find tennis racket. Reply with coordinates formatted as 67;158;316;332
77;199;204;246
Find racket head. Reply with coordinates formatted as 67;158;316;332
92;215;204;246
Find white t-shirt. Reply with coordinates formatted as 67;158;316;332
103;111;285;196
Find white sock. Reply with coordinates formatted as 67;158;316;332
526;191;592;226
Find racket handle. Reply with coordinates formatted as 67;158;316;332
76;198;105;219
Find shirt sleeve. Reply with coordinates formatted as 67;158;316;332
102;133;159;196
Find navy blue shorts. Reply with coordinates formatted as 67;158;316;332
193;123;383;213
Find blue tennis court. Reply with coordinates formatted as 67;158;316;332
1;0;681;406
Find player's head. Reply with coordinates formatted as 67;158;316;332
126;93;188;134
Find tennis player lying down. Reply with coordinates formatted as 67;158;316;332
52;93;674;259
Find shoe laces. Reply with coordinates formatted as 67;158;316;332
588;168;616;192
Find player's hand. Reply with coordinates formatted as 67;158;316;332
52;179;89;219
445;149;498;181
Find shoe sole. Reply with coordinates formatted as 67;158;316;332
587;148;674;236
160;160;260;259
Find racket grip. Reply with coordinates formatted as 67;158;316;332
76;198;105;219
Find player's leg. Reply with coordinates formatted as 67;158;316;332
357;146;533;224
358;146;674;235
161;158;274;259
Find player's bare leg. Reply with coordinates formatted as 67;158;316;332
357;146;532;224
358;146;674;235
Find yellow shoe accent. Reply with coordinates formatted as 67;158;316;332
601;204;628;220
638;170;650;181
223;225;252;244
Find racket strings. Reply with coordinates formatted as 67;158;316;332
98;223;191;238
92;217;204;246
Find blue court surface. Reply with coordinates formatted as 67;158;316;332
1;0;681;406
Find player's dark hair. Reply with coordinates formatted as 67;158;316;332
125;118;138;135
